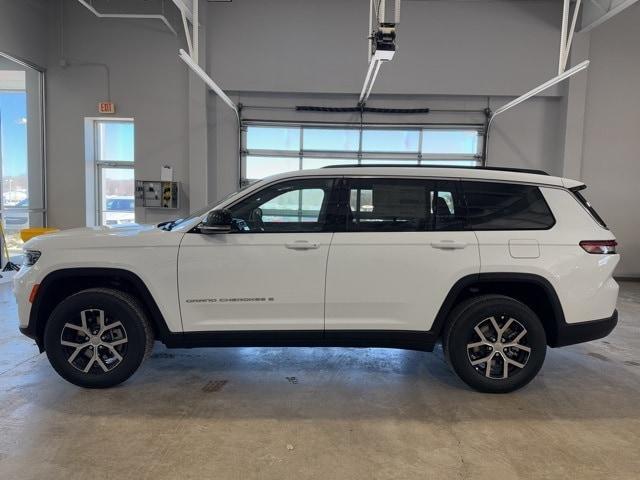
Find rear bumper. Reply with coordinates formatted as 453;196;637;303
553;310;618;347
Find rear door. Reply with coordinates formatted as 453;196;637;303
325;177;480;332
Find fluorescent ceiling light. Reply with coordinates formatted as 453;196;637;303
492;60;590;118
178;49;238;114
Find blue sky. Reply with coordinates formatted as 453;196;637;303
0;91;27;177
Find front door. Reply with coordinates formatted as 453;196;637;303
178;177;336;332
325;177;480;332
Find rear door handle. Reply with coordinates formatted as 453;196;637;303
285;241;319;250
431;240;467;250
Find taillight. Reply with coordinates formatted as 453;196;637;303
580;240;617;254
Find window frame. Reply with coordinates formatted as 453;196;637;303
241;123;483;183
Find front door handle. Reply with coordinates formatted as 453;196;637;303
285;241;319;250
431;240;467;250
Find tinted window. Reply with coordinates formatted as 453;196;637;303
462;181;554;230
346;178;466;232
228;178;334;233
572;188;607;229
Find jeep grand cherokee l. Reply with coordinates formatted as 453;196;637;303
14;166;619;393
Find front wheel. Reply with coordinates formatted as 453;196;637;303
443;295;547;393
44;288;154;388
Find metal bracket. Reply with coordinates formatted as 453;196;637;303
76;0;178;36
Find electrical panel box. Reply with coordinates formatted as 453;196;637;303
135;180;179;209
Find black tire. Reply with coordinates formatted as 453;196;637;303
443;295;546;393
44;288;154;388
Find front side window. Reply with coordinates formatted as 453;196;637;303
462;181;555;230
228;178;334;233
346;178;466;232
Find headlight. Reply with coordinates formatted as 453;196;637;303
23;250;41;267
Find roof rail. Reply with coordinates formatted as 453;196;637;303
320;164;550;176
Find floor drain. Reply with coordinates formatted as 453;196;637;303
286;376;298;384
151;353;175;359
202;380;228;392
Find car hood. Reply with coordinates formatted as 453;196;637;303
24;223;182;251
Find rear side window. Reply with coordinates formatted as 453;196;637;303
462;181;555;230
346;178;466;232
571;187;608;229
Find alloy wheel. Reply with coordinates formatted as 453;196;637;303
59;309;128;373
466;315;531;379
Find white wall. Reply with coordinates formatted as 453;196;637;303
581;3;640;277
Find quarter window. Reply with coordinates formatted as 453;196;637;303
346;179;466;232
462;181;555;230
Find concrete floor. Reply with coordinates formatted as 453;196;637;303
0;278;638;480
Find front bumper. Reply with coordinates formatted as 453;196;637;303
553;310;618;347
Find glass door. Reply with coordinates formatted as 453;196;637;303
0;52;45;263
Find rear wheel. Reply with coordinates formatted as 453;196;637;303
443;295;546;393
44;288;153;388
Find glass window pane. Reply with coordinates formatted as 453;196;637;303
303;128;359;151
2;209;29;258
246;156;300;180
97;121;134;161
348;179;433;231
422;160;478;167
302;157;356;169
462;181;555;230
422;130;478;154
361;159;419;165
261;188;325;223
347;178;466;232
229;178;332;232
101;167;135;226
0;88;28;208
246;126;300;151
362;130;420;152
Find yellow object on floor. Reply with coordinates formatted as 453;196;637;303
20;228;59;243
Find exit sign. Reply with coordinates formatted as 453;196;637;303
98;102;116;114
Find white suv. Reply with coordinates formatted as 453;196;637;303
14;166;619;393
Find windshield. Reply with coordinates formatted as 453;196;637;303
162;184;254;230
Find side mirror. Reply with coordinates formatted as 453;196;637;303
200;209;233;234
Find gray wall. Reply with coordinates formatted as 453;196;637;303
208;0;563;96
206;0;567;200
0;0;48;67
45;0;190;227
581;3;640;277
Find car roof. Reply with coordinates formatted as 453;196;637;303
261;166;579;188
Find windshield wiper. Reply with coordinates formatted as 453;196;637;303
157;219;180;231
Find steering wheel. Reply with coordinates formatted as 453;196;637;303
248;207;265;232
